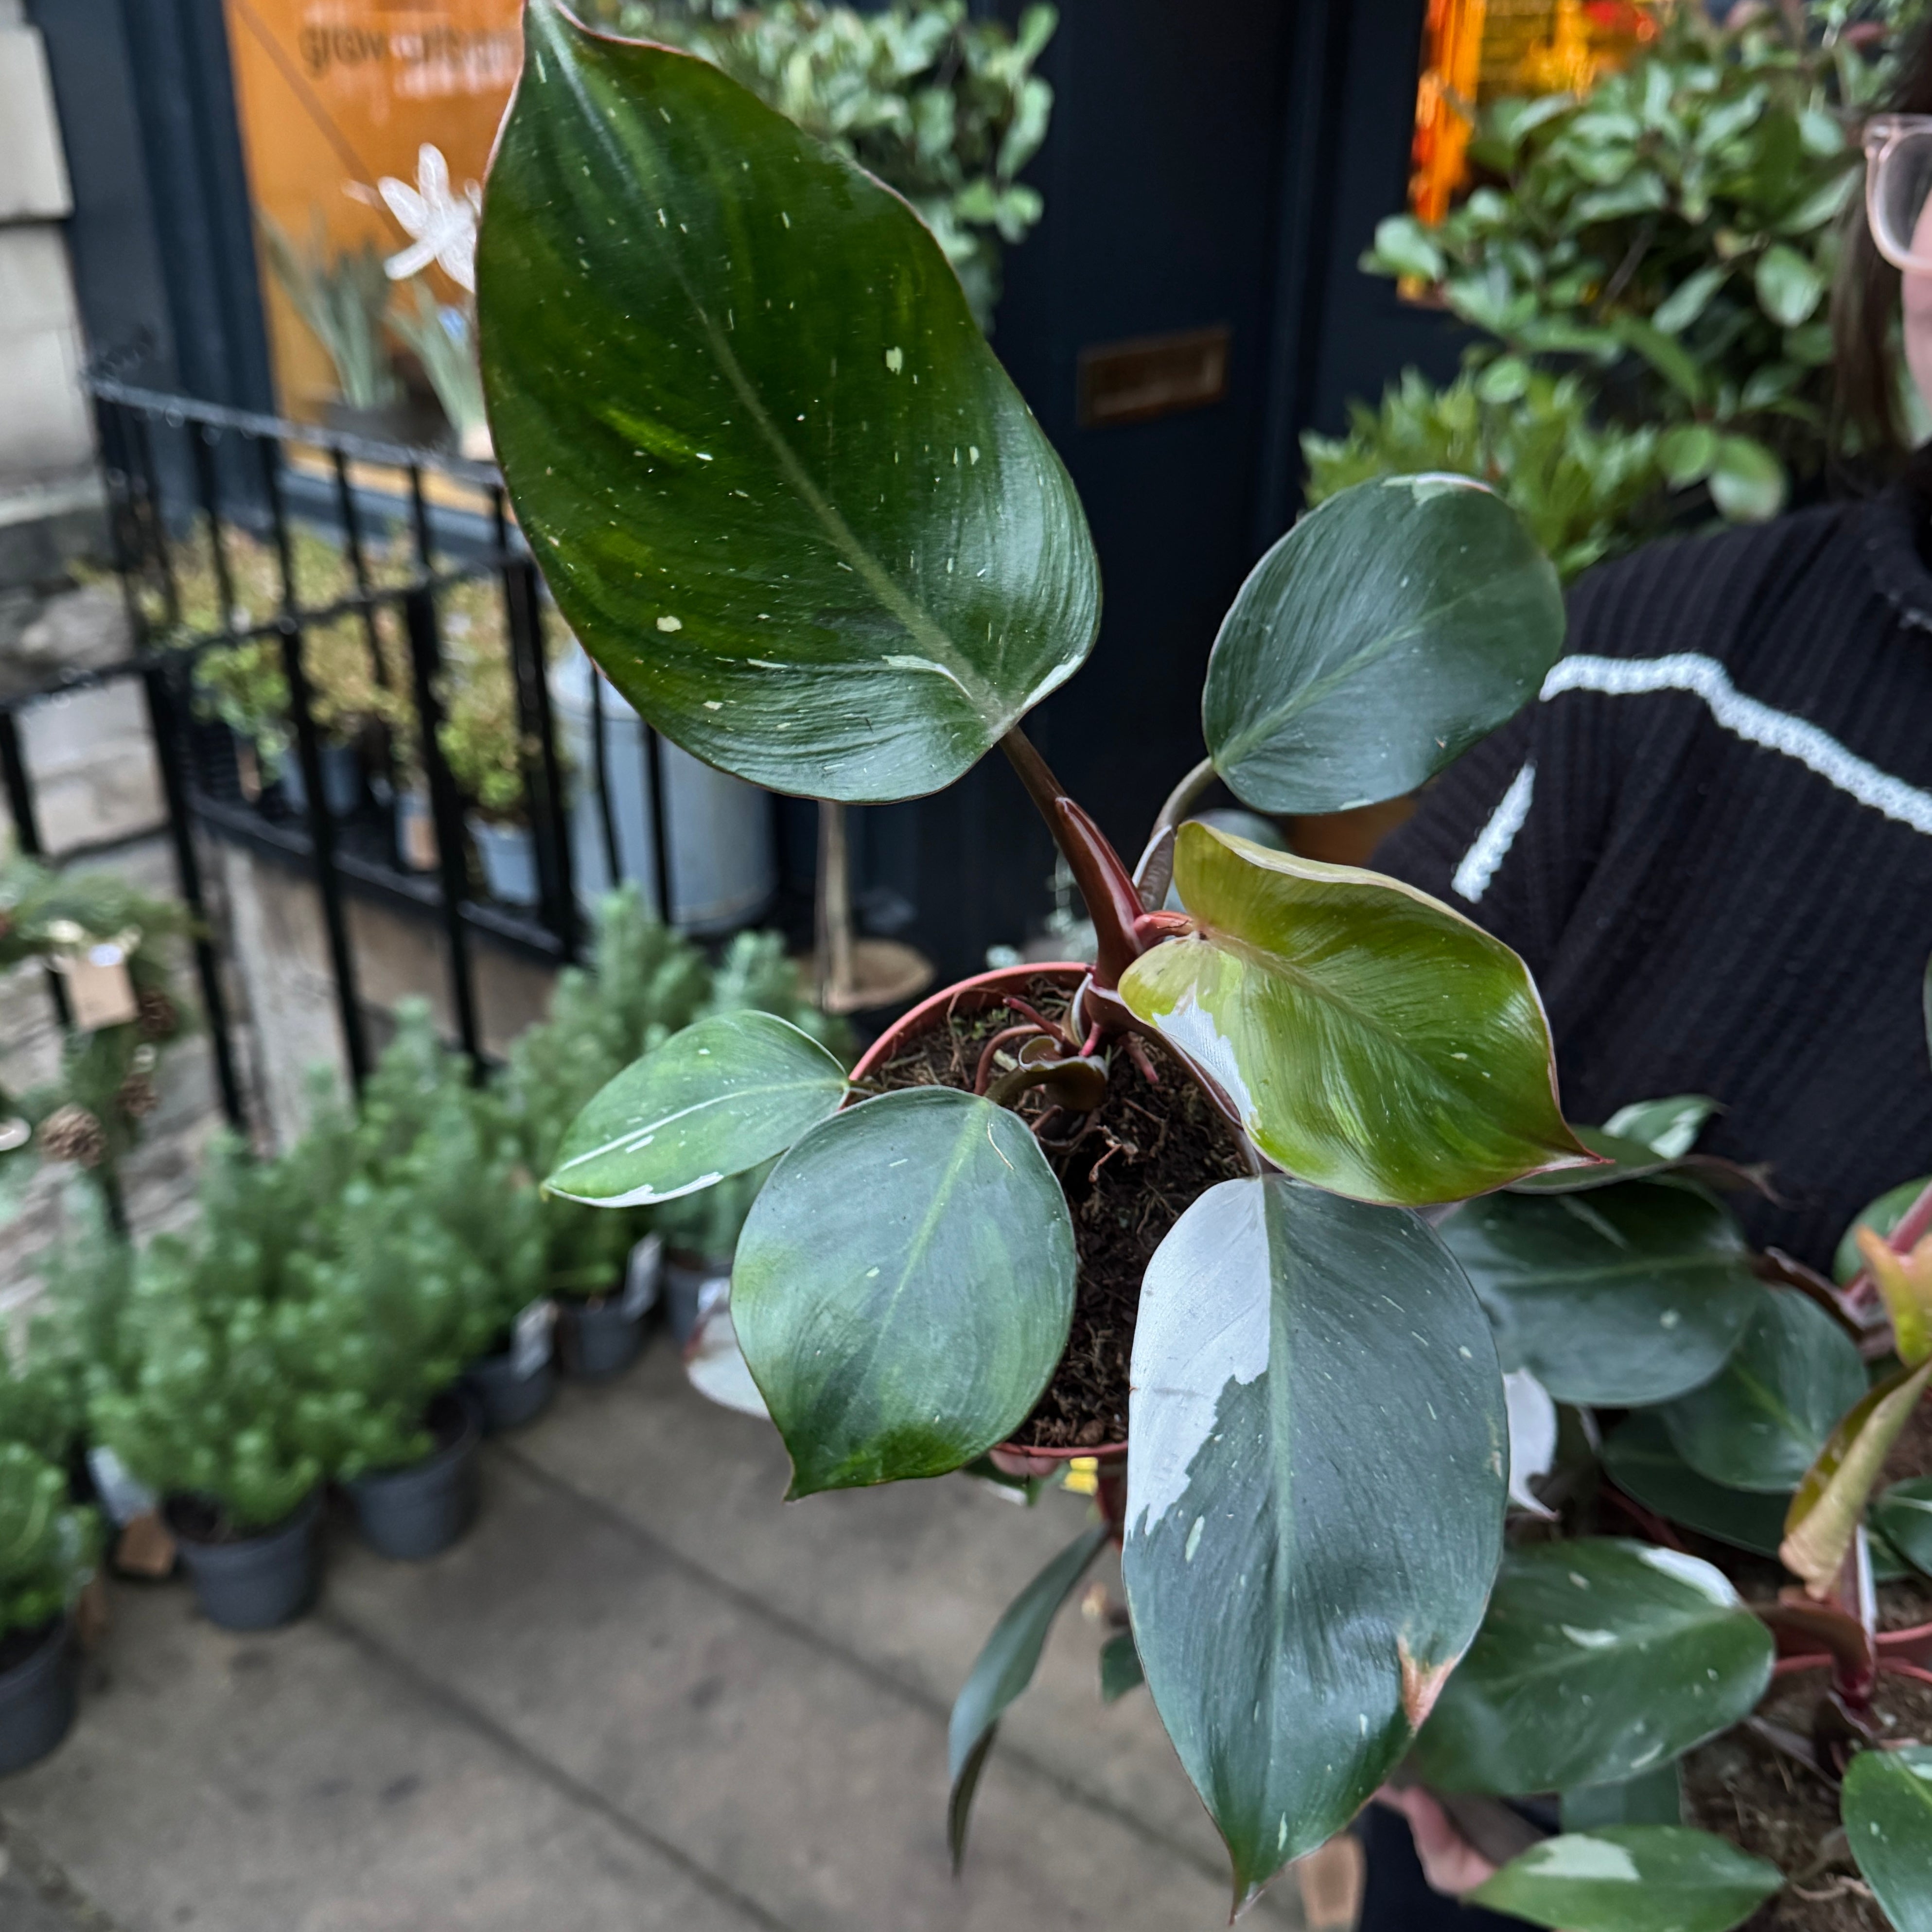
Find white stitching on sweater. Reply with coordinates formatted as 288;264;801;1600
1452;761;1536;903
1541;653;1932;838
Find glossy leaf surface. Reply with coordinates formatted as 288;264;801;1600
1119;825;1589;1207
1124;1177;1506;1907
1440;1182;1760;1405
1560;1763;1683;1832
733;1089;1076;1497
1413;1539;1774;1794
1469;1827;1783;1932
480;4;1099;803
1782;1357;1932;1596
1602;1095;1721;1161
546;1011;846;1207
1873;1477;1932;1580
1202;474;1563;814
947;1521;1107;1866
1600;1414;1791;1557
1507;1127;1702;1195
1843;1744;1932;1931
1657;1288;1868;1493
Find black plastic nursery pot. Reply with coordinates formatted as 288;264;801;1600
165;1488;323;1632
663;1251;730;1348
462;1334;556;1434
0;1617;76;1776
346;1389;481;1562
557;1294;647;1380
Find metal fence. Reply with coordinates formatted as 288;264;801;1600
0;384;738;1127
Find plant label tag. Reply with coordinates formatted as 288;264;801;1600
114;1512;177;1580
65;946;140;1032
87;1444;158;1525
621;1234;664;1320
511;1298;555;1381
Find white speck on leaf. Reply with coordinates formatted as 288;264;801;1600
656;616;682;632
884;347;904;373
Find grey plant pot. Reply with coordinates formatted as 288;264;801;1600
470;816;539;907
557;1296;647;1381
0;1617;76;1776
274;743;363;819
345;1390;481;1562
167;1489;323;1632
462;1343;555;1435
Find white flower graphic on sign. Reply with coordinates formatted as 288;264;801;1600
374;143;481;293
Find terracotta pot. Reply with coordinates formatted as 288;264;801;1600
1773;1620;1932;1676
853;963;1132;1508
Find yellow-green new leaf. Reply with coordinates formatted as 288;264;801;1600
1782;1357;1932;1598
546;1011;846;1207
1856;1225;1932;1367
1120;825;1591;1206
479;3;1099;803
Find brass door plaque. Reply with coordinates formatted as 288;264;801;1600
1076;325;1231;428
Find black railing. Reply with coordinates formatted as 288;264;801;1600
0;382;759;1127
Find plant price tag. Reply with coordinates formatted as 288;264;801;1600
87;1444;158;1525
621;1234;664;1319
63;944;141;1032
511;1297;555;1381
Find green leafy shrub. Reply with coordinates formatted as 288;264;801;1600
259;217;400;414
583;0;1057;328
0;1443;99;1644
87;1138;324;1532
1304;362;1668;581
1351;2;1917;534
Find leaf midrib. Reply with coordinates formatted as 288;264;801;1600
554;1073;841;1176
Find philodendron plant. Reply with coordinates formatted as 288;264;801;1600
472;6;1846;1915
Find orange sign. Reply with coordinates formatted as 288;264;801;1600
223;0;521;416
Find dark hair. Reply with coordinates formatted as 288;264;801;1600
1833;14;1932;462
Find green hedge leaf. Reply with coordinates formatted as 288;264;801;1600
1469;1827;1783;1932
1754;243;1826;328
480;2;1099;804
1413;1539;1774;1794
1656;1288;1869;1493
1119;825;1590;1206
1200;474;1563;816
947;1521;1107;1867
1843;1744;1932;1930
545;1010;846;1207
1440;1182;1759;1405
733;1089;1075;1497
1708;437;1787;523
1123;1177;1505;1908
1600;1413;1792;1557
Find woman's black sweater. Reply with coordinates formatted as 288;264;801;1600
1375;460;1932;1272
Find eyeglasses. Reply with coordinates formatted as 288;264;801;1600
1865;115;1932;273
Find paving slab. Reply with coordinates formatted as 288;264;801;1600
505;1343;1265;1885
0;1581;768;1932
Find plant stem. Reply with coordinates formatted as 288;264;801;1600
999;728;1145;991
1146;755;1216;856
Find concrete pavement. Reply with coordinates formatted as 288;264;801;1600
0;1345;1303;1931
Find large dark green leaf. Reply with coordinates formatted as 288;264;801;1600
1413;1539;1774;1794
1201;474;1563;815
1123;1177;1506;1909
1119;825;1591;1207
1844;1744;1932;1931
545;1011;846;1206
1508;1127;1704;1195
1600;1413;1792;1557
732;1089;1076;1497
1656;1289;1869;1493
1560;1763;1683;1831
1873;1477;1932;1580
947;1521;1107;1867
1440;1182;1760;1405
480;4;1099;803
1468;1827;1783;1932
